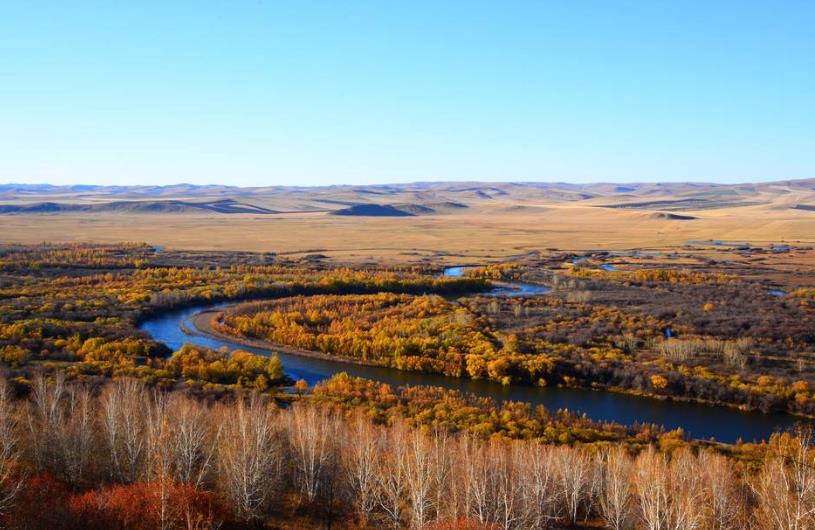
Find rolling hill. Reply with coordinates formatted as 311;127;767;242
0;178;811;259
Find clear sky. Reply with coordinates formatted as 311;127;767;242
1;1;813;187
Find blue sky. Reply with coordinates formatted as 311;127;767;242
1;1;813;187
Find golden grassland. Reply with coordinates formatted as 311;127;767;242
2;200;813;263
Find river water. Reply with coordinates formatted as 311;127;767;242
138;267;804;443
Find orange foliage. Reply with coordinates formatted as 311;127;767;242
6;473;230;530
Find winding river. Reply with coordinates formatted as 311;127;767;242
138;267;803;443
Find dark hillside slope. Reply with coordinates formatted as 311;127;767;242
0;199;277;214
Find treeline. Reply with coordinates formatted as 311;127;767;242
0;377;813;529
1;331;288;391
565;266;740;285
461;264;523;281
0;243;156;270
312;373;658;445
71;343;290;391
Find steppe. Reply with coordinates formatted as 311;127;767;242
1;179;813;262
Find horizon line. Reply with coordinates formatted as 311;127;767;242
1;176;813;190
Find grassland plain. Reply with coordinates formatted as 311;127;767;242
0;180;812;262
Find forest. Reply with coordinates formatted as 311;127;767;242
0;243;483;391
214;264;815;416
0;375;812;530
1;242;815;528
3;242;815;415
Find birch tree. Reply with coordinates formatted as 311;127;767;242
599;446;634;530
216;397;283;521
0;380;22;521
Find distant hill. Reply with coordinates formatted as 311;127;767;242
391;203;435;215
1;177;813;198
331;204;417;217
0;178;812;219
426;201;468;210
1;177;812;255
650;212;698;220
598;198;760;211
0;199;276;215
329;201;466;217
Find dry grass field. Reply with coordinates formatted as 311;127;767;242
1;180;813;262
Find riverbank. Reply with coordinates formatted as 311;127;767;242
184;306;811;433
139;301;802;442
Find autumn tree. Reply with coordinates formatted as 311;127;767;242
599;446;634;530
751;428;815;530
285;404;341;509
341;413;381;526
216;396;283;522
0;380;22;521
101;379;149;483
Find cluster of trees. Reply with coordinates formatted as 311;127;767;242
0;243;156;270
0;376;813;529
467;296;671;349
566;266;739;285
217;293;659;390
53;341;288;392
477;295;815;414
163;344;286;389
5;242;813;415
461;264;523;281
0;244;484;391
217;294;571;389
312;373;652;445
791;287;815;309
479;252;815;415
216;288;815;415
0;315;285;390
216;294;499;378
0;318;168;367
